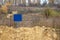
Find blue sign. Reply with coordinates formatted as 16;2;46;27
13;14;22;22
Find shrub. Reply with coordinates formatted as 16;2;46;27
44;8;60;18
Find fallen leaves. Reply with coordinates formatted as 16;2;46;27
0;26;57;40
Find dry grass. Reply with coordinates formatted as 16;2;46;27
0;26;57;40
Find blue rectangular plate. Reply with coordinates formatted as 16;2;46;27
13;14;22;22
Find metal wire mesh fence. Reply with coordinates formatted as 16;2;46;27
0;13;60;40
15;13;60;40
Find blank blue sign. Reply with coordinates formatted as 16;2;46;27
13;14;22;22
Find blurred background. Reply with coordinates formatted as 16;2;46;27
0;0;60;40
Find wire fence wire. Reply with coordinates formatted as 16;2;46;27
0;13;60;40
14;13;60;40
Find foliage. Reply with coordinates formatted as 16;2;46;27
44;8;60;18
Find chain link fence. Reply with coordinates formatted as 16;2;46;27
0;13;60;40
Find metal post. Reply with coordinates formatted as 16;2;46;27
14;22;19;28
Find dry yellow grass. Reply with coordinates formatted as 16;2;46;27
0;26;57;40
